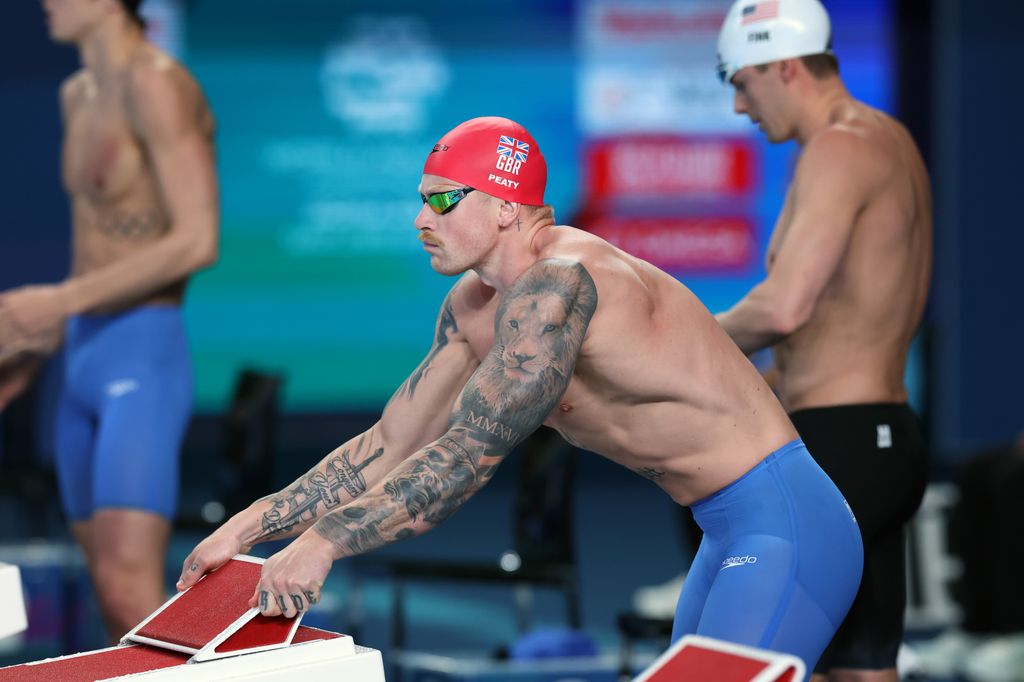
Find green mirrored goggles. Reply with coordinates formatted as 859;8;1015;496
421;187;475;215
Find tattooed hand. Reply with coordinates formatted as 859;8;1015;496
249;531;333;618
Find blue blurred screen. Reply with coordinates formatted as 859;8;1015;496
179;0;894;411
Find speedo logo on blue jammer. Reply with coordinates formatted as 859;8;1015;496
720;555;758;570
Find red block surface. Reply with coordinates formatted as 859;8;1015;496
0;645;188;682
293;626;342;644
0;626;341;682
665;647;767;680
216;622;341;653
212;613;296;654
136;559;269;650
644;646;796;682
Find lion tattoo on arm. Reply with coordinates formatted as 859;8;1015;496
453;258;598;453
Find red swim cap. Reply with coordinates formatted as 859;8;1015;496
423;117;547;206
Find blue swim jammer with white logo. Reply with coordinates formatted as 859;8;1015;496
55;306;193;521
672;439;863;677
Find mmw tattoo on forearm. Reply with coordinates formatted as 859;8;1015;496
313;260;598;559
259;446;384;539
464;410;519;444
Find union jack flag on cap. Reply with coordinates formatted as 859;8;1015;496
497;136;530;163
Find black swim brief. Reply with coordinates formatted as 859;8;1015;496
790;403;928;672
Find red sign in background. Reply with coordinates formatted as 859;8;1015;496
584;137;754;199
586;216;755;271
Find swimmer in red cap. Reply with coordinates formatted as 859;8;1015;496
181;116;862;676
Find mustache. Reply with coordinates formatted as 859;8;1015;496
418;233;444;247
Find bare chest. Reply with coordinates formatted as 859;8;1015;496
63;101;146;202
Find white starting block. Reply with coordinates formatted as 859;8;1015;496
633;634;806;682
0;562;28;641
0;555;384;681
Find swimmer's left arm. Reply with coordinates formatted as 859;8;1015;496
717;130;876;353
252;259;598;616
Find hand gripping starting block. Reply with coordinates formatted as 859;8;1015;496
633;634;806;682
0;555;385;682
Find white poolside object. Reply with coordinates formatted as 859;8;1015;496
0;563;27;641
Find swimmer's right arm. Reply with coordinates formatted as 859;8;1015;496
717;130;877;354
177;284;479;588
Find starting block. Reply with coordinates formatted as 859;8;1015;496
633;634;806;682
0;555;385;681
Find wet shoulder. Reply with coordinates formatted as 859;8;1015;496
850;106;928;184
828;103;908;163
803;123;874;164
124;48;212;134
538;226;619;279
129;46;200;90
797;121;892;198
538;226;656;318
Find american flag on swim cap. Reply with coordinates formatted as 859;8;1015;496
423;117;547;206
742;0;779;24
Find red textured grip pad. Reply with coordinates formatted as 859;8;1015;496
293;626;343;644
213;613;296;653
645;645;798;682
646;647;766;681
137;559;269;650
216;624;340;653
0;645;188;682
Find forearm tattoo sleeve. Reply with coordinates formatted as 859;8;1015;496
250;431;386;544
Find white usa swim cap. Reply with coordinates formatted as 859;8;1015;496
717;0;834;84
